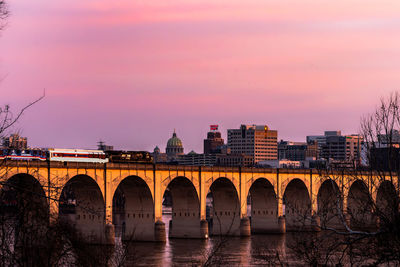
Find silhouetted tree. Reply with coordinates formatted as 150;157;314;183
280;92;400;265
0;1;8;30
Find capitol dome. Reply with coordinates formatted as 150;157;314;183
166;130;184;157
167;132;183;148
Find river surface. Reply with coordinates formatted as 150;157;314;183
121;214;299;267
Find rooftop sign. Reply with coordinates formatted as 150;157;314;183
210;125;218;131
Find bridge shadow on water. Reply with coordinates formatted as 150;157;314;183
120;233;297;266
115;214;301;266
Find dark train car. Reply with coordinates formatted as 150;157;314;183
0;148;47;161
106;150;153;163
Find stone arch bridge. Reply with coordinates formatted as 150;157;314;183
0;161;397;244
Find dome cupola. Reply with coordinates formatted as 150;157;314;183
166;130;184;157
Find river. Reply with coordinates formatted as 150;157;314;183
120;214;300;266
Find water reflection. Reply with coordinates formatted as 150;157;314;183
122;234;294;266
123;242;167;266
118;215;298;266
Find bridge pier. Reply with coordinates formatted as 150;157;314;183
200;219;209;238
105;223;115;245
154;220;166;242
278;216;286;233
240;217;251;237
311;214;321;232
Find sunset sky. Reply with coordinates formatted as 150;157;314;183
1;0;400;152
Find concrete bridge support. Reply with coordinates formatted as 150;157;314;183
278;216;286;233
240;217;251;236
200;219;209;238
154;220;166;242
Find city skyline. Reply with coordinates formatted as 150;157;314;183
2;0;400;152
4;124;361;156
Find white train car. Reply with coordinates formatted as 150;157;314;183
48;148;108;163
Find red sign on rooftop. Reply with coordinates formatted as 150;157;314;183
210;125;218;131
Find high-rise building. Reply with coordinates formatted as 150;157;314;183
204;125;225;154
278;140;319;161
227;124;278;163
343;135;363;162
306;131;341;153
278;141;307;161
2;133;27;150
305;140;319;159
308;131;363;163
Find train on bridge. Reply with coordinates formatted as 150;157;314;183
0;148;153;164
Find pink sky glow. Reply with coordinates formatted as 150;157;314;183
1;0;400;152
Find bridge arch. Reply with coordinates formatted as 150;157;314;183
0;173;49;242
113;175;154;241
317;179;343;229
347;180;375;230
208;177;240;236
283;178;311;231
247;178;278;233
59;174;105;243
163;176;200;238
376;180;398;228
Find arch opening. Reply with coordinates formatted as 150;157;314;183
208;178;240;236
247;178;278;234
0;174;49;247
347;180;375;230
59;175;105;243
376;181;398;228
283;179;311;231
247;178;279;233
113;176;154;241
162;177;200;238
317;179;343;229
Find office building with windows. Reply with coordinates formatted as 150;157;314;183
227;124;278;163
